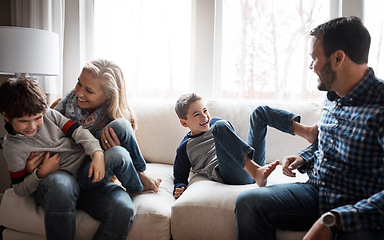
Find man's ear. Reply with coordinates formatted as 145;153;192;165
179;118;188;128
331;50;346;69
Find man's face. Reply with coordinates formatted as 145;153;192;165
309;37;337;91
4;112;44;137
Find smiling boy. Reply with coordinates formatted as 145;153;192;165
173;93;280;199
0;78;104;239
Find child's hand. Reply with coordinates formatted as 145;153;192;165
174;186;185;199
88;151;105;183
26;151;46;174
36;153;60;178
101;127;120;150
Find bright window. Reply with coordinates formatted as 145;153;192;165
364;0;384;78
95;1;371;102
219;0;330;101
94;0;191;99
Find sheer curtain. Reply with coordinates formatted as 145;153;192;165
10;0;94;104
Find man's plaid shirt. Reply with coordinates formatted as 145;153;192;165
299;68;384;232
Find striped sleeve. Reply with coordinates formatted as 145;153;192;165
9;169;26;185
61;119;80;137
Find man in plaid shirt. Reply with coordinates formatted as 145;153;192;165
235;17;384;240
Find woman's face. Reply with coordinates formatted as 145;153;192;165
75;70;109;112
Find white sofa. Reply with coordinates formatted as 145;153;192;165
0;99;322;240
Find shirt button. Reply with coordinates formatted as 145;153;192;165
335;120;339;124
322;182;326;186
313;169;316;175
330;139;334;143
338;102;342;107
324;158;328;162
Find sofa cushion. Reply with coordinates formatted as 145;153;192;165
131;100;187;165
171;165;308;240
0;163;175;240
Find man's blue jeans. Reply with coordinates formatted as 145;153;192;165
235;183;319;240
235;182;384;240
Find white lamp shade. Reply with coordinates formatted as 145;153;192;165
0;26;59;76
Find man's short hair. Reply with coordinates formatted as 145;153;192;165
310;16;371;64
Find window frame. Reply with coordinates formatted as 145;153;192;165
191;0;364;100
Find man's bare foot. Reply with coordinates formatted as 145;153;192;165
254;160;279;187
138;172;162;192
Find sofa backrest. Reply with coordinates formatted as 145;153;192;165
131;99;322;165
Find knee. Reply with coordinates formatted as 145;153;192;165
105;146;133;166
212;120;233;134
108;118;134;136
251;105;268;119
111;194;135;223
45;172;80;201
236;189;267;213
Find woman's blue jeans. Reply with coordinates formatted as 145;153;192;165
247;105;298;166
33;118;143;240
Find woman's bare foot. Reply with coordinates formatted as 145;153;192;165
253;160;279;187
138;172;162;192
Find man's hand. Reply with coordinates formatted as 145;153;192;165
174;186;185;199
303;217;333;240
26;152;46;174
36;153;60;178
281;155;305;177
101;127;120;150
88;151;105;183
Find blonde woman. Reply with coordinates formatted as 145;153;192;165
37;59;161;239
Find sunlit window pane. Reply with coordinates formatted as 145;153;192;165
94;0;191;99
220;0;330;101
364;0;384;78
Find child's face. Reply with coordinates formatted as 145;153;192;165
180;100;211;135
75;70;109;112
4;112;44;137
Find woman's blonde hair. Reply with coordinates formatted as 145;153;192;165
82;59;137;130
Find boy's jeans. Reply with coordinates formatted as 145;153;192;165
33;118;143;240
248;105;298;166
212;105;297;185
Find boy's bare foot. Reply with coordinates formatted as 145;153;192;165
254;160;279;187
138;172;162;192
306;124;319;144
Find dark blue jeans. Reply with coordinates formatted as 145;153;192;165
235;182;384;240
247;105;298;166
33;118;143;240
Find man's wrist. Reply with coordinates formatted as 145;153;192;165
321;212;341;234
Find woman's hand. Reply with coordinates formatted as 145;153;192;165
101;127;120;150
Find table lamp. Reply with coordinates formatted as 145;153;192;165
0;26;59;79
